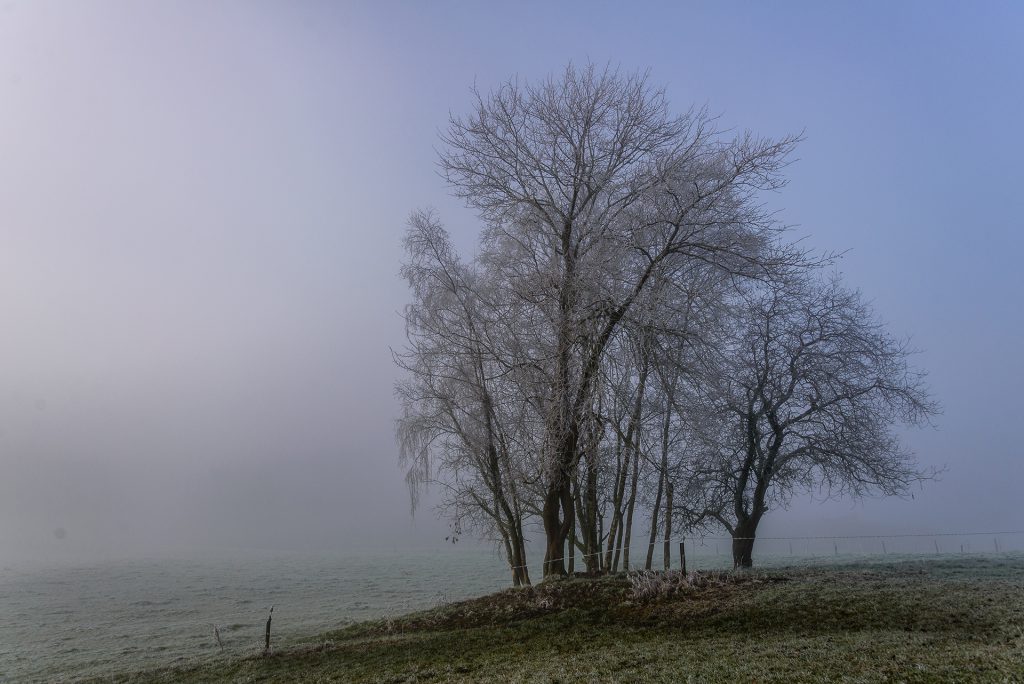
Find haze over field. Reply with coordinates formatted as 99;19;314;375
1;1;1022;565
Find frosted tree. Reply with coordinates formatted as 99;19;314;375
439;63;799;576
396;212;536;585
693;273;939;567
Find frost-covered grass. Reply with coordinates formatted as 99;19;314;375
91;555;1023;683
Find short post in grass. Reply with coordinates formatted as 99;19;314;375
264;605;274;655
679;539;687;575
882;540;887;555
934;539;939;555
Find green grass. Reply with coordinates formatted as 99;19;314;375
90;556;1024;683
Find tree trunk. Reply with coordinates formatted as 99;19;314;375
501;533;518;586
732;464;769;569
542;482;567;577
645;466;664;570
542;475;575;577
620;359;649;572
509;487;531;586
622;443;642;571
605;433;626;572
612;511;625;572
647;402;671;570
506;521;530;586
567;520;576;575
732;517;759;568
583;451;601;574
516;530;531;586
663;481;673;571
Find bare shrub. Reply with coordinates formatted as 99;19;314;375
628;569;690;601
628;569;756;601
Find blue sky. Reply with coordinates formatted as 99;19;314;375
1;1;1021;561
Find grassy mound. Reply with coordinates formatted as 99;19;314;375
92;557;1023;683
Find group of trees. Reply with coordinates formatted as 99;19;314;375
395;64;937;581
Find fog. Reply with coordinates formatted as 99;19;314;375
1;1;1022;565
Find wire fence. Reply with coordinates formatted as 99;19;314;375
504;529;1024;572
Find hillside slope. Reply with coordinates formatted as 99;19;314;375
95;557;1024;683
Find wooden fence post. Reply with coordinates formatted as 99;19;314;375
264;606;274;655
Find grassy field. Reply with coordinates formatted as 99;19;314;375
92;556;1023;683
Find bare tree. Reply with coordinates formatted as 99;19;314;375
396;212;535;585
439;63;797;576
396;63;928;582
695;273;939;567
638;262;732;570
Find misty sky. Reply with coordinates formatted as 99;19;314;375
1;1;1022;564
